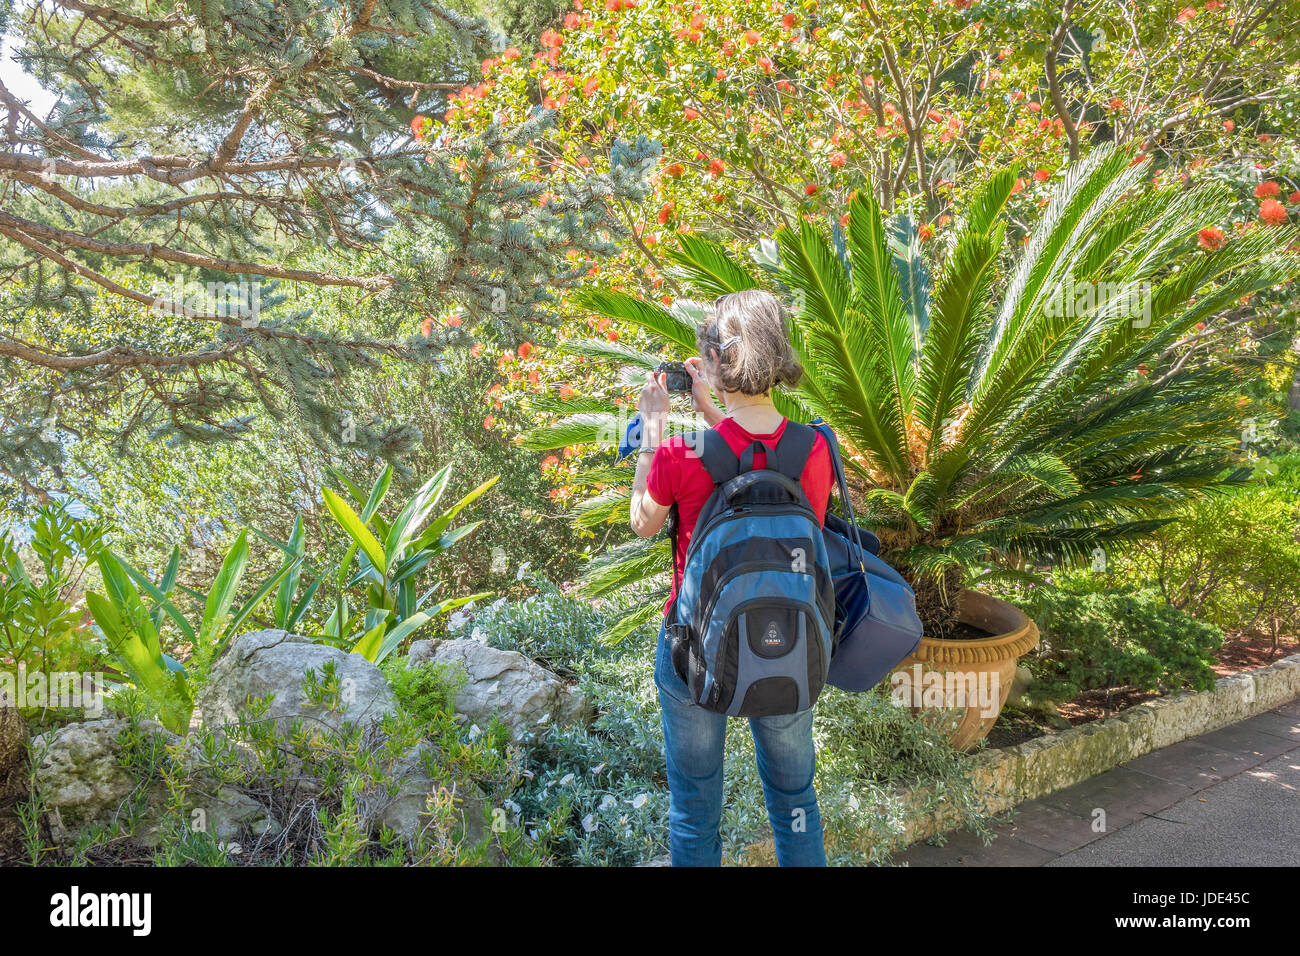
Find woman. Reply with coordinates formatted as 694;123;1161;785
629;288;835;867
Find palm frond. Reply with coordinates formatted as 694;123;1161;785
665;232;762;298
573;288;698;352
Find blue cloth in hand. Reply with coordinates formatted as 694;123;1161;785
617;412;644;462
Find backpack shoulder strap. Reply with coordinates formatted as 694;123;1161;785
772;421;817;481
689;429;740;486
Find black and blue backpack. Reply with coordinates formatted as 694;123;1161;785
664;422;837;718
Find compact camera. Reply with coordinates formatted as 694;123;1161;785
654;361;692;394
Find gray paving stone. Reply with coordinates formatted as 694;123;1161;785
1121;737;1264;790
997;801;1108;854
894;827;1057;867
1233;709;1300;743
1039;766;1195;831
1192;720;1298;761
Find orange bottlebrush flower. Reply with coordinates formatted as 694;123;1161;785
1198;226;1225;250
1259;199;1288;225
744;29;761;45
517;341;534;359
1254;181;1280;199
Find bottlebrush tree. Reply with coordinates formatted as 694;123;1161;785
453;0;1299;501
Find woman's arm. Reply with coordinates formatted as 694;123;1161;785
631;372;672;537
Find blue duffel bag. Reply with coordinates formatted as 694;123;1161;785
811;422;924;693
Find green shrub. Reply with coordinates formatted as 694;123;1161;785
812;687;999;864
382;657;467;725
1121;488;1300;654
1011;578;1223;708
449;581;619;677
0;506;107;724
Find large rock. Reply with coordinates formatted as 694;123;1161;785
372;741;496;858
407;638;590;740
29;718;278;846
199;629;397;736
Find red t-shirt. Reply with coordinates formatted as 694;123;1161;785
646;417;834;613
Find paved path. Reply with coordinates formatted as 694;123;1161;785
894;697;1300;866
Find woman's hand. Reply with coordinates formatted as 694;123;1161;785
684;357;725;427
637;370;670;418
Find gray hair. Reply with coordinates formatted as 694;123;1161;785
696;289;803;396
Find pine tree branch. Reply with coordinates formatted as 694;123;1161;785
54;0;187;32
0;210;388;290
0;336;245;371
0;221;408;357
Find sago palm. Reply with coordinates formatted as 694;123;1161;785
524;144;1299;639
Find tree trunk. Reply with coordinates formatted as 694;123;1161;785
0;707;29;860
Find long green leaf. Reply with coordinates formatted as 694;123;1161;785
202;530;249;643
322;488;388;576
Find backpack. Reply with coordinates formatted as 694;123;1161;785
664;422;837;717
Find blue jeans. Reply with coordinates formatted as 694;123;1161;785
654;626;826;866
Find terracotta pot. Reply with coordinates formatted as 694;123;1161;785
893;589;1039;750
